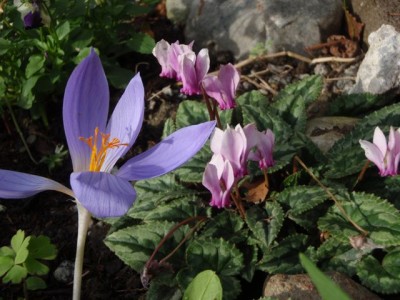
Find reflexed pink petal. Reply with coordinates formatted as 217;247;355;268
0;170;73;199
219;63;240;101
153;39;175;78
63;49;109;172
202;75;226;109
359;140;385;173
202;154;234;208
180;53;200;95
70;172;136;218
195;49;210;83
116;121;216;181
372;127;387;157
102;73;145;172
169;41;194;80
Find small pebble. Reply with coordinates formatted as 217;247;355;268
54;260;75;283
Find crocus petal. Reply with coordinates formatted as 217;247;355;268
116;121;216;181
63;49;109;172
372;127;387;157
359;140;385;172
0;170;73;199
70;172;136;218
102;73;145;172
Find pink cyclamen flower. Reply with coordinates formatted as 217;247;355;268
210;124;257;178
179;48;210;95
202;63;240;110
152;39;193;80
247;127;275;169
202;154;235;208
359;126;400;176
0;49;216;218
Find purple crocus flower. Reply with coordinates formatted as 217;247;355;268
0;50;216;218
202;63;240;110
14;0;48;29
202;154;235;208
179;48;210;95
359;126;400;176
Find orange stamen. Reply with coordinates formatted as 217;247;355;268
79;127;128;172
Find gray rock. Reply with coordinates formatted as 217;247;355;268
53;260;74;283
168;0;343;60
349;25;400;95
263;272;381;300
306;117;359;153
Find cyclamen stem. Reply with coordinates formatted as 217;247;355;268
201;87;215;121
211;98;222;129
232;184;246;219
73;203;92;300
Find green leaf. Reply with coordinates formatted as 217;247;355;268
25;55;45;78
162;118;176;138
318;192;400;246
236;90;268;107
299;253;352;300
258;234;308;274
271;75;323;131
175;100;210;129
275;186;328;215
183;270;223;300
104;64;135;89
265;201;285;246
186;238;244;277
19;75;41;109
24;257;49;275
11;230;30;265
174;144;212;183
2;265;28;284
327;93;387;116
201;211;245;243
56;21;71;41
128;174;201;220
146;274;182;300
105;221;189;272
382;249;400;279
126;32;155;54
0;256;14;277
28;235;57;260
26;276;47;290
0;246;14;257
357;255;400;294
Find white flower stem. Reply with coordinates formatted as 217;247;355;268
73;203;92;300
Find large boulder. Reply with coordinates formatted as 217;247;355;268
166;0;343;59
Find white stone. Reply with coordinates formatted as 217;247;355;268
349;25;400;94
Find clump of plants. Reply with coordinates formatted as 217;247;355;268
103;40;400;299
0;230;57;298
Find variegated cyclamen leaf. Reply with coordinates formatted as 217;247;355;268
318;192;400;247
104;221;189;273
357;255;400;294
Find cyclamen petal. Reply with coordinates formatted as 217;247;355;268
152;39;175;78
180;49;210;95
203;63;240;110
202;154;235;208
360;126;400;176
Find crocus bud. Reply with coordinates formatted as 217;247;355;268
203;63;240;110
359;126;400;176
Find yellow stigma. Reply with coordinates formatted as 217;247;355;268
80;127;128;172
